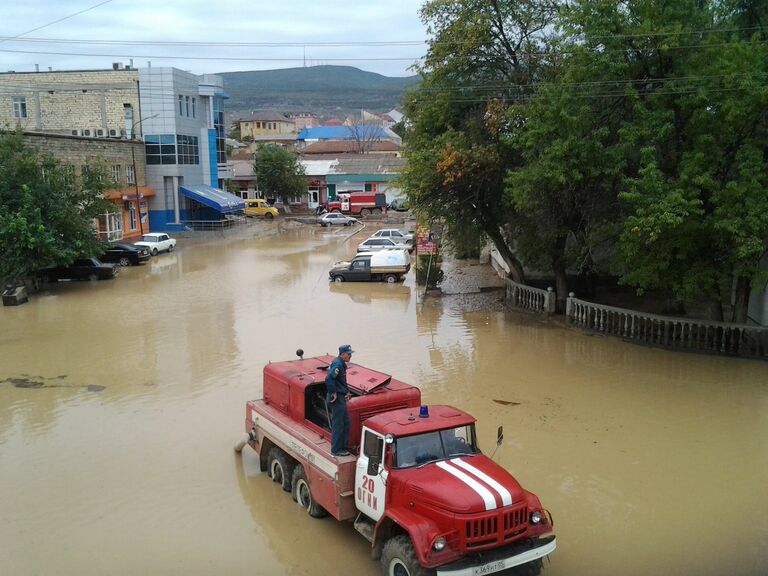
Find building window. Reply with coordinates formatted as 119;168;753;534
192;97;196;118
111;164;121;184
176;134;199;164
365;183;372;192
128;201;137;230
13;97;27;118
185;96;190;117
145;134;177;165
178;95;183;116
126;164;135;184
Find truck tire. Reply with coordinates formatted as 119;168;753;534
292;465;327;518
380;535;433;576
267;448;294;492
385;274;397;284
361;208;371;216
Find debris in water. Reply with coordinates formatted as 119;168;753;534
493;399;521;406
86;385;106;392
4;377;45;388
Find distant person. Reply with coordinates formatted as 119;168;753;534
326;344;353;456
316;203;326;215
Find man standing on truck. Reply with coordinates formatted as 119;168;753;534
326;344;353;456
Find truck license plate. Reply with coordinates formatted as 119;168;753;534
473;559;506;575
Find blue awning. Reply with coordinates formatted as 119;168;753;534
179;184;245;213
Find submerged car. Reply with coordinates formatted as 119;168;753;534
100;242;151;266
37;258;117;282
318;212;358;227
134;233;176;256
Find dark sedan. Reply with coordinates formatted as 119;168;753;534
100;242;151;266
37;258;117;282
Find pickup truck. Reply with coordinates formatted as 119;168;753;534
235;352;556;576
330;250;410;283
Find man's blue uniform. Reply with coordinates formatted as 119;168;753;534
325;351;351;455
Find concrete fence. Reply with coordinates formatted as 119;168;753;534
566;294;768;359
505;279;556;314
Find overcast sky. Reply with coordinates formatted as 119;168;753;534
0;0;428;77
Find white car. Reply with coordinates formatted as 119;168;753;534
134;232;177;256
357;237;413;254
318;212;358;227
370;228;414;245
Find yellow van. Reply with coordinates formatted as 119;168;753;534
243;198;279;220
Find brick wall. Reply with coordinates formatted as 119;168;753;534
22;131;146;188
0;69;140;135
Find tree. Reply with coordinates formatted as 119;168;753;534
252;145;306;205
402;0;561;283
0;129;113;285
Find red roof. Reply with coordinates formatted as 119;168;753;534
301;140;401;155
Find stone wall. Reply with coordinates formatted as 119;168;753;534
0;69;140;135
22;131;146;188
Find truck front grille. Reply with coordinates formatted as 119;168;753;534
464;504;528;549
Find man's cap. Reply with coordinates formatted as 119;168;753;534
339;344;354;355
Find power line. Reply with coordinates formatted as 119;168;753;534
0;0;117;45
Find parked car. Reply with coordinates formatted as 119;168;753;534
134;233;176;256
388;197;410;211
357;237;413;254
369;228;414;245
318;212;358;227
100;242;151;266
37;258;117;282
243;198;279;219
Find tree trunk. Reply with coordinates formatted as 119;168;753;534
731;276;751;324
485;225;525;283
551;235;568;313
707;297;724;322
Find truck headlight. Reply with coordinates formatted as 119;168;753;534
433;536;447;551
530;511;542;524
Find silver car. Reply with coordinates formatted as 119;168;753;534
370;228;414;244
357;237;413;254
318;212;358;227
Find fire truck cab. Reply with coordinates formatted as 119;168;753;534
236;353;556;576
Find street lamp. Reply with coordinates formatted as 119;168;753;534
128;113;159;237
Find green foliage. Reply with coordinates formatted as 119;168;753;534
252;145;306;203
0;129;113;284
415;254;444;288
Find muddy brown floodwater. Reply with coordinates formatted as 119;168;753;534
1;223;767;576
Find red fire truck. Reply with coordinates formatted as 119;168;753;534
326;191;388;216
235;352;556;576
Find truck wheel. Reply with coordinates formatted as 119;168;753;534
333;275;344;283
385;274;397;284
361;208;371;216
381;535;433;576
267;448;294;492
292;465;327;518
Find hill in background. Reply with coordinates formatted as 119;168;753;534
219;65;419;121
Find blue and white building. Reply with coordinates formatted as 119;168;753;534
138;68;242;231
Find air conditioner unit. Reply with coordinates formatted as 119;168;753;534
82;128;92;137
96;128;106;138
108;129;119;137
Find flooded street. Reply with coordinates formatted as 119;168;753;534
1;223;767;576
